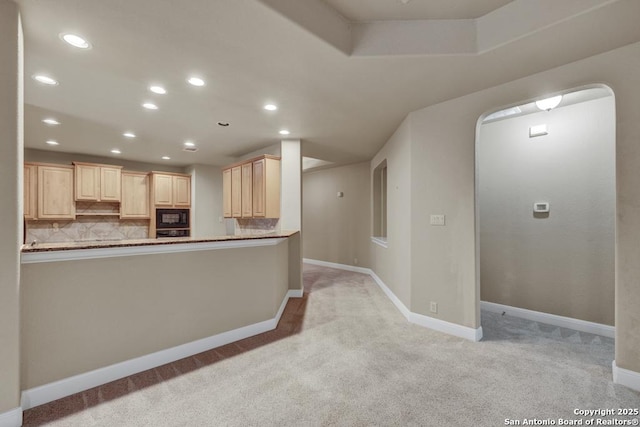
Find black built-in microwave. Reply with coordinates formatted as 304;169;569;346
155;208;190;229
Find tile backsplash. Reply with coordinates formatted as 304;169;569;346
234;218;279;235
26;218;149;244
26;201;149;243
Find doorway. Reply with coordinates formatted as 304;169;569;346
475;85;616;336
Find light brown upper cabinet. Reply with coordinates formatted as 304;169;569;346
37;164;75;220
150;172;191;207
222;168;232;218
24;163;38;220
231;166;242;218
222;155;280;219
120;172;150;219
252;157;280;218
73;162;122;202
241;162;253;217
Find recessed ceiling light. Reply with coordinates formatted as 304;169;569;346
111;149;121;154
123;132;136;138
33;75;58;85
184;141;195;147
187;76;205;87
60;33;91;49
42;118;60;125
279;129;290;135
218;122;229;127
142;102;158;110
264;104;278;111
149;85;167;95
46;140;59;146
161;156;171;160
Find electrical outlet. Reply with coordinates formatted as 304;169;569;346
354;258;358;265
52;222;59;232
430;214;445;226
430;302;438;313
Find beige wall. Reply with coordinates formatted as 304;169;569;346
21;241;290;389
0;0;22;414
186;164;226;237
372;40;640;372
25;148;186;174
302;161;371;267
370;117;412;307
479;96;615;325
409;102;478;326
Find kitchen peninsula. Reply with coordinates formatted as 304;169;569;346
19;230;302;408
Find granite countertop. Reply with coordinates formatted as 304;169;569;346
21;230;299;253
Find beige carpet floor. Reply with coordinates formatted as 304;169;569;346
24;263;640;426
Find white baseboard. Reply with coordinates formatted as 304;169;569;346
613;361;640;392
303;258;371;275
287;289;303;298
410;312;483;342
0;407;22;427
21;290;301;411
368;270;411;320
481;301;615;338
304;259;483;342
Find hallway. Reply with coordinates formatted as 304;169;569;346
24;264;639;426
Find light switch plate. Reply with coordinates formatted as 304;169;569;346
430;214;445;226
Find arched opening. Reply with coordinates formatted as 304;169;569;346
475;85;616;342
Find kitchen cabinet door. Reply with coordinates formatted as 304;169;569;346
100;166;122;201
231;166;242;218
153;174;174;206
38;165;75;219
173;175;191;207
252;157;280;218
252;159;266;217
74;163;100;201
241;162;253;217
223;168;232;218
121;172;150;218
74;162;122;202
24;163;38;219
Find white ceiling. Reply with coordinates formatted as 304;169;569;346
323;0;512;22
16;0;640;168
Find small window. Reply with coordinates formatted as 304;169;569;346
373;160;387;241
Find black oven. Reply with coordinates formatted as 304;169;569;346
157;229;190;238
156;209;190;229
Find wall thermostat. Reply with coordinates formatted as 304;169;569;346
533;202;550;213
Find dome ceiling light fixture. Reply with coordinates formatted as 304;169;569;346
535;95;563;111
